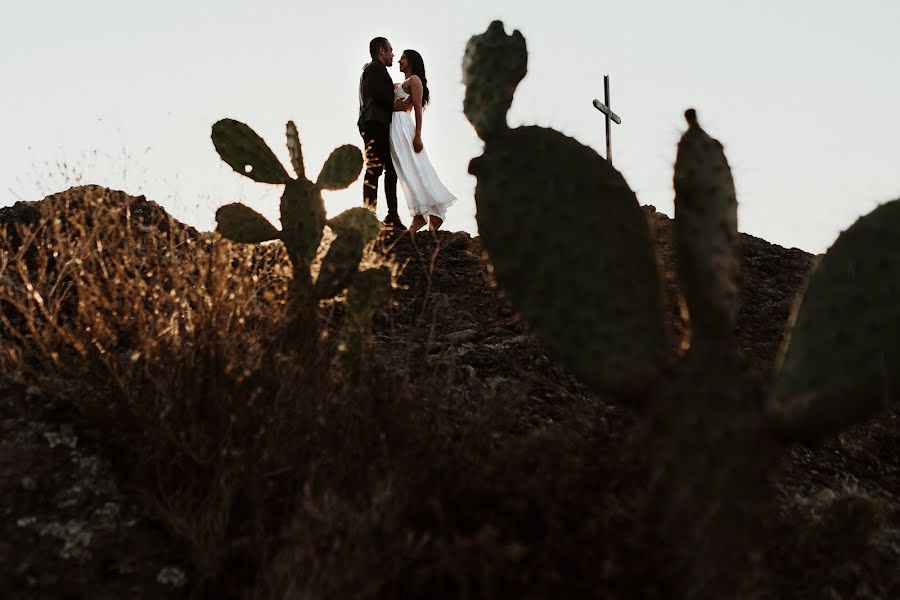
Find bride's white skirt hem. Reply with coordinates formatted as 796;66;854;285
389;111;456;221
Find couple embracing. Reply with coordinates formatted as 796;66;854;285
358;37;456;232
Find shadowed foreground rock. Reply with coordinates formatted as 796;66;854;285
1;383;188;598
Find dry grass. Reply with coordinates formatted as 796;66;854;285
0;186;407;596
0;187;640;599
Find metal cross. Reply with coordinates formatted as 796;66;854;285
592;74;622;164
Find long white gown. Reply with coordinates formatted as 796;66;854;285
389;83;456;220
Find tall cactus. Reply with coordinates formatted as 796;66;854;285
673;109;741;342
465;21;668;397
211;119;389;347
463;20;900;597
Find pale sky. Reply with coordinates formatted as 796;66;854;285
3;1;898;254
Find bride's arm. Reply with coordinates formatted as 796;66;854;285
410;76;425;153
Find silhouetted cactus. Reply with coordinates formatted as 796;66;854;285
345;265;392;334
770;199;900;440
673;108;741;341
316;207;382;299
462;21;527;141
212;119;387;346
464;22;668;397
463;20;899;597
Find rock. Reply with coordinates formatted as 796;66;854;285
444;232;472;249
157;566;188;588
444;329;480;345
459;365;478;385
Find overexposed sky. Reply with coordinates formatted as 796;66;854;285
2;0;898;253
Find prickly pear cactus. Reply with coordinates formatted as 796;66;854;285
345;265;393;332
212;119;292;184
212;118;384;346
215;202;280;244
770;198;900;440
462;21;527;141
332;264;393;368
286;120;305;179
316;208;381;300
673;109;741;341
461;20;777;596
463;18;900;598
648;341;769;598
463;21;668;396
278;178;327;272
212;119;364;287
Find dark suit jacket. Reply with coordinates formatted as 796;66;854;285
358;61;394;128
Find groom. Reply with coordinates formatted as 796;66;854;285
358;36;409;229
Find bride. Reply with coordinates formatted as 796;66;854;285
390;49;456;232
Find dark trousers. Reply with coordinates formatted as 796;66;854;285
359;121;398;215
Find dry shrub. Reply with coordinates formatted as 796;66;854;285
0;187;673;598
0;186;398;595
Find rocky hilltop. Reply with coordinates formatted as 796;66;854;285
1;186;897;599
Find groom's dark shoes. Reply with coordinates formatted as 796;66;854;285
383;212;405;229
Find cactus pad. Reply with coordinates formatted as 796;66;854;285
317;208;379;298
211;119;291;184
462;21;527;141
770;198;900;440
346;266;392;323
316;230;365;299
673;109;740;342
469;125;667;395
215;202;280;243
279;179;325;267
316;145;364;190
328;207;380;244
286;120;306;180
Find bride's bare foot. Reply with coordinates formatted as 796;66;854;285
428;215;443;231
408;214;426;233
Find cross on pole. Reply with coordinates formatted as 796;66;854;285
592;74;621;164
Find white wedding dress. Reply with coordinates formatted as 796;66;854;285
390;83;456;220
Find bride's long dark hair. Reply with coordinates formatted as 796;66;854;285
403;49;430;107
